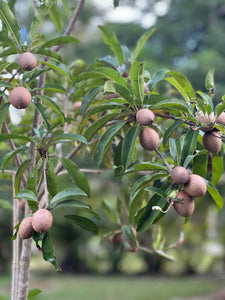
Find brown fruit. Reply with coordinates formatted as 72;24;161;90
184;174;207;198
19;216;33;239
19;52;37;71
73;101;82;110
202;131;222;153
139;128;160;151
216;112;225;126
32;209;53;233
19;199;26;214
110;231;122;244
136;108;155;126
173;191;195;217
9;87;32;109
171;166;189;184
195;110;215;132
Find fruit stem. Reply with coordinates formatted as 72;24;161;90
155;149;172;172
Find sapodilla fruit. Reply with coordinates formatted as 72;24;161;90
184;174;207;198
202;131;222;153
171;166;189;184
32;209;53;233
9;87;32;109
136;108;155;126
195;110;215;132
19;52;37;71
110;231;122;244
216;112;225;126
173;191;195;217
139;128;160;151
19;216;33;240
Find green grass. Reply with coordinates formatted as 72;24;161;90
0;273;224;300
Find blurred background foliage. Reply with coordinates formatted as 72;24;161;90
1;0;225;277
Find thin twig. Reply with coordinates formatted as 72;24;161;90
155;149;172;172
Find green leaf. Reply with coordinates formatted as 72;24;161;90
28;289;42;300
80;86;103;116
0;1;21;51
0;81;14;88
0;32;18;51
205;68;215;91
35;48;63;63
42;233;60;271
2;146;28;173
27;164;39;196
0;134;35;143
206;180;223;209
0;62;12;73
129;189;145;224
163;120;184;147
216;102;225;118
34;83;67;94
14;159;31;195
131;162;168;172
0;48;18;58
121;125;140;169
151;98;190;113
34;102;50;129
94;121;126;166
0;102;10;133
147;69;168;90
84;113;118;141
52;133;87;144
39;60;72;81
166;71;195;102
62;0;70;19
102;199;120;225
0;199;12;210
60;158;90;197
94;67;128;89
49;3;63;32
98;26;124;66
52;199;90;210
196;91;213;113
130;61;144;103
180;129;199;166
49;188;87;209
104;81;133;106
132;28;156;62
39;36;79;50
16;189;38;202
193;152;208;178
37;95;65;125
29;33;45;51
122;225;138;248
46;160;57;197
212;153;223;185
65;215;99;235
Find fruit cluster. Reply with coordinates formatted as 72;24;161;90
9;52;37;109
171;166;207;217
18;209;53;240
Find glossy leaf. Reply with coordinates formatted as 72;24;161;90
29;33;45;51
163;120;184;147
99;26;124;66
65;215;99;234
121;125;140;169
180;129;199;166
53;133;87;145
49;3;63;32
42;233;60;271
35;48;63;62
212;153;223;185
0;32;17;51
0;134;36;143
60;158;90;197
132;28;156;62
28;289;42;299
46;160;57;197
50;188;87;209
0;81;14;88
52;199;90;210
0;102;10;133
14;159;31;195
39;60;72;81
216;102;225;118
37;95;65;124
16;189;38;202
34;83;67;94
0;48;18;58
2;146;28;173
94;67;128;89
206;180;223;209
122;225;138;248
130;61;144;103
205;68;215;91
193;152;208;178
0;1;21;51
151;98;190;113
34;102;50;129
80;86;103;116
131;162;168;172
27;164;39;196
39;36;79;50
147;69;168;90
102;199;121;224
129;189;145;225
104;81;133;106
94;121;126;166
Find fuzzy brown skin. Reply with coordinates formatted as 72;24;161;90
9;87;32;109
136;109;155;126
184;174;207;198
139;128;160;151
202;131;222;153
171;166;189;184
19;52;37;71
216;112;225;126
32;209;53;233
110;231;122;244
173;191;195;217
19;216;33;240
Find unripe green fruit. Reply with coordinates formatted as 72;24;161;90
19;52;37;71
216;112;225;126
184;174;207;198
32;209;53;233
171;166;189;184
202;131;222;153
139;128;160;151
173;191;195;217
9;87;32;109
19;216;33;239
136;108;155;126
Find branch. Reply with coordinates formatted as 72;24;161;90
155;149;172;172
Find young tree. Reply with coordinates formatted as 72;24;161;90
0;1;224;299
